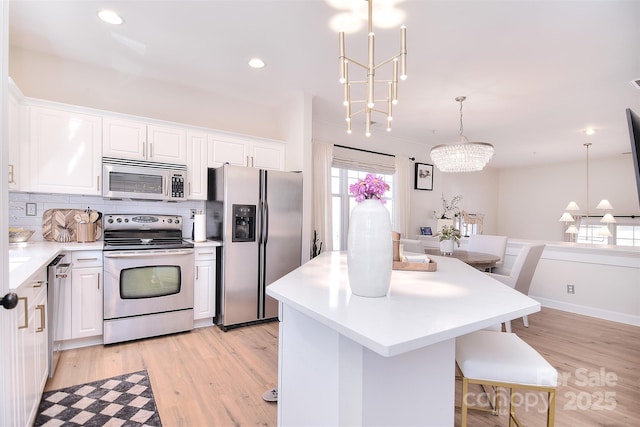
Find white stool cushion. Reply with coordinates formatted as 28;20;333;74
456;330;558;387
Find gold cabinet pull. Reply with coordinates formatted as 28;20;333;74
33;280;46;288
8;164;15;184
18;297;28;329
36;304;46;332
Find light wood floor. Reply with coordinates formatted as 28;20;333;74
46;308;639;426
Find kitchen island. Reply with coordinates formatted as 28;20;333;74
266;251;540;426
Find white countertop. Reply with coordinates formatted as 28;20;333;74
9;240;104;290
266;251;540;357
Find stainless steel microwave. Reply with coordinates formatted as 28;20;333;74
102;157;187;201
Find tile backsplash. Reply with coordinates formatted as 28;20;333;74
9;191;205;241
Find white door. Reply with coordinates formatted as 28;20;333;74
2;2;18;424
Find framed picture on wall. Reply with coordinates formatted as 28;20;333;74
414;163;434;191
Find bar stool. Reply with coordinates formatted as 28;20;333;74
456;330;558;426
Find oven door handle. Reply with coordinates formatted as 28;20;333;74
104;249;194;258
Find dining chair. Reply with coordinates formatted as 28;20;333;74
487;243;545;332
456;329;558;427
467;234;508;269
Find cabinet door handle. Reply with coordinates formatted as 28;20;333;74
198;252;214;256
33;280;46;288
195;266;199;280
18;297;28;329
36;304;45;332
8;164;15;184
246;155;249;167
98;273;101;290
97;176;100;192
143;142;146;158
149;142;153;158
77;258;98;262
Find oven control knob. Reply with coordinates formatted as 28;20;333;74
175;219;180;224
107;218;114;223
116;218;122;223
167;218;173;223
124;219;129;222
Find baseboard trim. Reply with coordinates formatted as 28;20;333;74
532;296;640;326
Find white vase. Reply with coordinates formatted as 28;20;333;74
347;199;393;297
440;239;455;255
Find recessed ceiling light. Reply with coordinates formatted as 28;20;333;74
248;58;265;69
98;9;124;25
584;128;596;136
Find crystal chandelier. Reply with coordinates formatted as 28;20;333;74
430;96;494;172
339;0;407;137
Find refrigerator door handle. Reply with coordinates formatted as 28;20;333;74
263;201;269;244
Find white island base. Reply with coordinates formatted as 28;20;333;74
278;305;455;426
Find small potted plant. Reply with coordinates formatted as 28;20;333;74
436;225;461;255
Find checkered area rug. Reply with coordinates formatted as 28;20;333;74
35;370;162;427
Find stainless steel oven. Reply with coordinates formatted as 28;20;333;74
102;214;194;344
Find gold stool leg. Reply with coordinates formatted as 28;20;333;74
461;377;469;427
548;390;556;427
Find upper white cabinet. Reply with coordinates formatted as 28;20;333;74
208;134;284;170
7;82;22;190
103;117;187;165
28;106;102;195
186;130;208;200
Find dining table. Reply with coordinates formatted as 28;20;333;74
424;247;501;270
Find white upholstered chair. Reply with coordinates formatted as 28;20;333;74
456;330;558;427
467;234;508;269
487;243;545;332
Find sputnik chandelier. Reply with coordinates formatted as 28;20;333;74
430;96;494;173
338;0;407;137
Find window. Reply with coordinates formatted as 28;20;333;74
331;167;394;250
575;216;640;247
614;217;640;247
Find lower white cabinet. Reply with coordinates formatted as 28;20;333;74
13;268;48;427
70;251;103;339
194;246;216;321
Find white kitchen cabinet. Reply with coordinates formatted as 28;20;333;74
103;116;187;165
70;251;103;339
13;268;48;427
28;105;102;195
193;246;216;321
250;140;285;170
208;134;284;170
7;80;26;190
186;130;208;200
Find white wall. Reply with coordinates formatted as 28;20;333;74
9;47;282;141
498;155;638;241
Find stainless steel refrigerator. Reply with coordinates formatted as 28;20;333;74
206;164;303;330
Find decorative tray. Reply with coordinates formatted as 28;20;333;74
392;259;437;272
42;209;103;242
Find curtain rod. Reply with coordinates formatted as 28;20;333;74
333;144;415;160
334;144;395;158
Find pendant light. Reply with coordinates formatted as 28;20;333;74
560;142;615;242
430;96;494;172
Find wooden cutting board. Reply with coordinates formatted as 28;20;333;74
42;209;103;242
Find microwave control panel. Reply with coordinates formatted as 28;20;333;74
171;173;185;199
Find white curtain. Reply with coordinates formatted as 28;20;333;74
312;141;334;252
393;157;411;238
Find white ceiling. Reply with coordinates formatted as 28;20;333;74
8;0;640;168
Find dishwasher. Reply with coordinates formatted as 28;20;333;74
47;253;71;378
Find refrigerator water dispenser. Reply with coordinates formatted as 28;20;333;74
232;204;256;242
